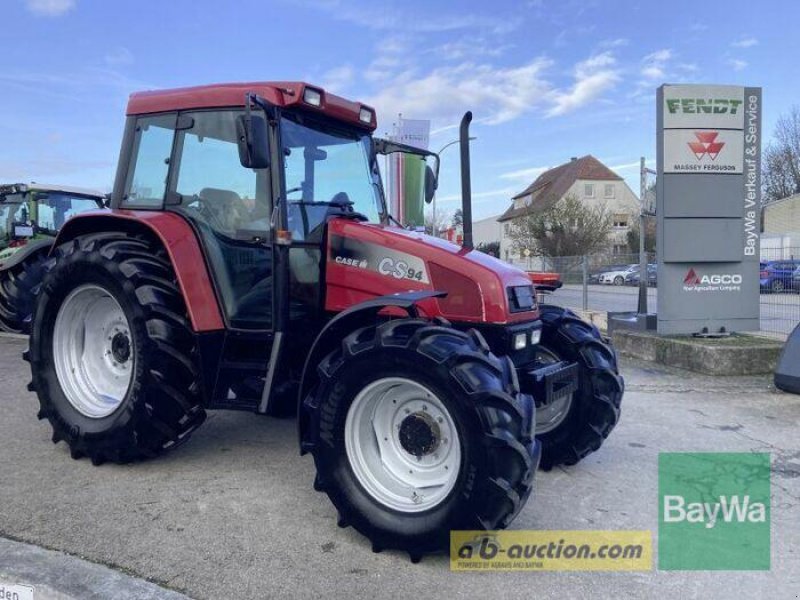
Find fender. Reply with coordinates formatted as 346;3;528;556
0;238;53;271
52;210;224;332
297;289;445;453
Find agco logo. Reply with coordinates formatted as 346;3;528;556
666;98;743;115
683;268;742;291
688;131;724;161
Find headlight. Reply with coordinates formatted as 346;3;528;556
513;332;528;350
359;106;374;124
303;87;323;107
530;328;541;345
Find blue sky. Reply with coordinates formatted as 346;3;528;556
1;0;797;220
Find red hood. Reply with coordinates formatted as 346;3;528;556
325;219;537;324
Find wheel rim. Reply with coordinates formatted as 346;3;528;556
52;284;133;419
534;347;574;434
344;377;461;513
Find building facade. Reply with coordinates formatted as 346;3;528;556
497;156;639;261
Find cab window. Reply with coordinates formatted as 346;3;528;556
123;114;176;207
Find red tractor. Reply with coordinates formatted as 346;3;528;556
25;83;622;559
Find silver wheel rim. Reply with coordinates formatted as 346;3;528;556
534;347;574;434
53;284;133;419
344;377;461;513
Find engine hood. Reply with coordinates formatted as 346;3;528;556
324;219;537;324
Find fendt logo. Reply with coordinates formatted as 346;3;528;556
683;268;742;292
666;98;743;115
688;131;725;161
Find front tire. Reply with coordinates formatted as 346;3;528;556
26;232;206;464
613;275;624;286
0;250;48;333
302;319;539;558
535;305;623;470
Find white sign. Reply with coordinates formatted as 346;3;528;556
0;583;35;600
663;129;744;174
663;85;745;129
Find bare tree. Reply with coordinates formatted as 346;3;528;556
424;208;451;236
506;193;612;258
626;216;656;254
763;106;800;203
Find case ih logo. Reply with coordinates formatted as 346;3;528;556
683;268;742;291
688;131;724;160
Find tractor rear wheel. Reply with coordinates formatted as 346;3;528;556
535;304;623;470
0;250;48;333
26;232;206;464
302;319;539;559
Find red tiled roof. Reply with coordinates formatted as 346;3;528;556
498;155;622;222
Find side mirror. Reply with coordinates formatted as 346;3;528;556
424;164;438;204
236;114;270;169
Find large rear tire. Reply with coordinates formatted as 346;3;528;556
535;305;623;470
302;319;539;559
26;232;206;464
0;250;48;333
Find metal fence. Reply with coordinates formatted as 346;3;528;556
509;248;800;339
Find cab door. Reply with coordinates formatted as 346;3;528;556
168;109;275;408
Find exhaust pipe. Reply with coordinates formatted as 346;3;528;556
459;111;473;250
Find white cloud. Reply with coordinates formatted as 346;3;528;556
639;48;673;85
500;165;550;181
732;37;758;48
297;0;520;34
547;51;620;117
320;65;355;93
366;57;554;126
104;47;134;67
643;49;672;64
25;0;75;16
600;38;629;49
728;59;748;71
435;186;518;203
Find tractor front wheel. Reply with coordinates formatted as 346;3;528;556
26;233;206;464
302;320;539;559
535;304;624;470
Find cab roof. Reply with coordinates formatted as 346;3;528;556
126;81;377;131
0;183;106;200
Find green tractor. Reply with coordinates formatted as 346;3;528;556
0;183;106;333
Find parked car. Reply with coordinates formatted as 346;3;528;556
792;265;800;292
589;264;630;284
625;264;657;286
599;264;639;286
760;260;800;293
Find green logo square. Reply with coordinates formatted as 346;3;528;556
658;452;770;570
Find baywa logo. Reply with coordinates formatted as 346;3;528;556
666;98;743;115
659;453;770;570
688;131;725;160
683;268;742;292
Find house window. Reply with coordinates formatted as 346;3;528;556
605;184;615;198
612;244;626;255
613;214;629;229
584;184;594;198
504;223;510;235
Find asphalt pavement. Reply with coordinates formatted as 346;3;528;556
1;334;799;599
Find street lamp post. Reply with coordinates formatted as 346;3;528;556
432;136;476;238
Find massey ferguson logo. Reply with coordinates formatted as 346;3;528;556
683;268;742;292
688;131;725;161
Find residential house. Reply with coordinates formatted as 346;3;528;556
497;155;640;260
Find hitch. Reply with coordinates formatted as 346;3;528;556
519;361;579;407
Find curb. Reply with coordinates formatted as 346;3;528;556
0;537;192;600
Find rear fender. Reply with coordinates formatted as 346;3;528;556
53;211;224;332
0;238;52;271
297;290;445;453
